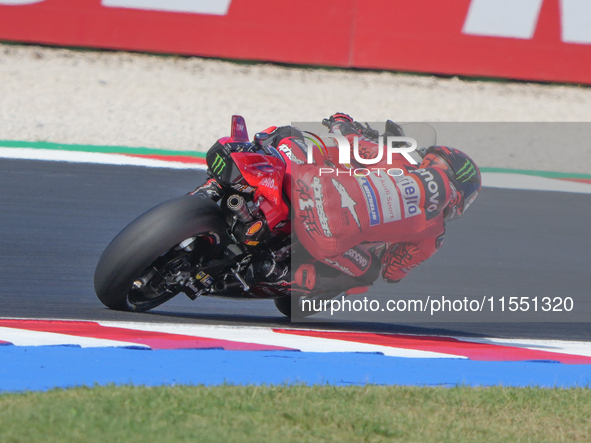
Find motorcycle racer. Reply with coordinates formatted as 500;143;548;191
265;113;482;294
95;113;481;316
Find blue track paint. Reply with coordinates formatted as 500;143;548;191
1;346;591;392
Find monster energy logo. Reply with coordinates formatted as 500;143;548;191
456;160;477;183
211;153;226;175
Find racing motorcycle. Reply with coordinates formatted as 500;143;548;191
94;116;435;318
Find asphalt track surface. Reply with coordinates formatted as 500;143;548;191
1;158;590;340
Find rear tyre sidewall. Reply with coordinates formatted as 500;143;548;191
94;194;228;312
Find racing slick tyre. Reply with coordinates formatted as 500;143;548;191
94;194;227;312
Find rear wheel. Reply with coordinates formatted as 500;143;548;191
94;194;228;312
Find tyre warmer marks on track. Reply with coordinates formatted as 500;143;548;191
2;319;591;391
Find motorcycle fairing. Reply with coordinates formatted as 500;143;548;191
231;152;289;229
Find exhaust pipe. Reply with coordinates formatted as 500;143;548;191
227;195;252;222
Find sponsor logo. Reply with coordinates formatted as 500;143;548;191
246;220;264;236
278;144;304;164
295;179;321;238
211;153;226;175
231;183;255;193
324;258;355;277
367;171;401;224
260;177;277;190
343;248;370;271
414;168;446;220
195;271;214;287
311;177;332;237
396;176;422;219
356;176;380;226
456;159;478;183
331;179;361;229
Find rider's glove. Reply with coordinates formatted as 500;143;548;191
329;112;354;125
293;264;316;290
356;122;380;141
322;112;362;137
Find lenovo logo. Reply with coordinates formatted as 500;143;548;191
463;0;591;44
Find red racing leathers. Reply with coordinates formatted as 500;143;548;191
271;125;451;285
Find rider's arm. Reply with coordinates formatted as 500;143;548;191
380;232;445;283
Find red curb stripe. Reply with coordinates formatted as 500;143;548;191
0;320;292;351
274;329;591;364
557;178;591;185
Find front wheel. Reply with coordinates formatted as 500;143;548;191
94;194;228;312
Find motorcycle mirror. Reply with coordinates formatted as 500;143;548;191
254;132;270;146
254;132;272;154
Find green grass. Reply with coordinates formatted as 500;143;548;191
1;385;591;442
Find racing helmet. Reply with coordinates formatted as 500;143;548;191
423;146;481;222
